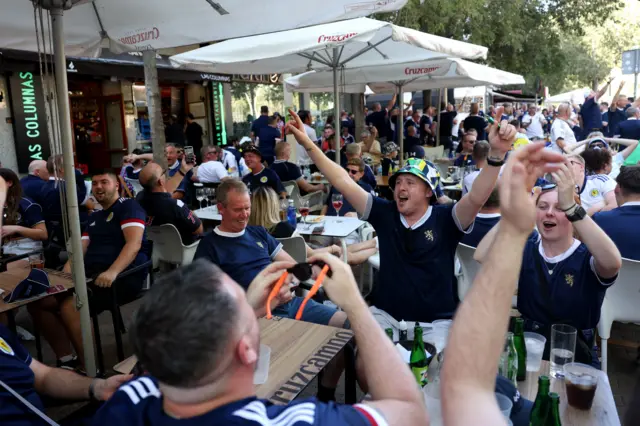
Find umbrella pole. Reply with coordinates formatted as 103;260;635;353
436;89;443;147
397;84;404;166
51;8;96;377
332;48;340;165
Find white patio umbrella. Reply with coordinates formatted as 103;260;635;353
2;0;410;56
4;0;408;377
170;18;488;162
285;57;524;159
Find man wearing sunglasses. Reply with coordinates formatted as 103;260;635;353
287;107;517;323
322;158;374;217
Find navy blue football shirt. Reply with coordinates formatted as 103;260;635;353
92;376;382;426
362;195;472;322
593;203;640;261
243;168;285;196
0;324;44;426
194;226;282;288
517;235;617;330
82;197;148;270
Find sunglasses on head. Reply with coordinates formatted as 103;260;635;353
540;183;557;191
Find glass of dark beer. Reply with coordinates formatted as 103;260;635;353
564;362;599;410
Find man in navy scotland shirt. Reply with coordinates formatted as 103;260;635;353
270;141;325;195
288;107;518;322
593;165;640;260
20;160;49;202
92;257;428;426
257;115;281;165
242;144;286;198
579;81;612;138
618;107;640;141
250;105;270;142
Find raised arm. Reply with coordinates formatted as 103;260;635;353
386;93;398;111
596;79;613;101
455;107;516;229
553;162;621;278
286;110;369;215
604;137;639;160
442;143;563;426
610;82;625;112
309;253;428;425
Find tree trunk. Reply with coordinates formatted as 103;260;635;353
143;50;167;168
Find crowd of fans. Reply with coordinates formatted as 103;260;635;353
1;89;639;425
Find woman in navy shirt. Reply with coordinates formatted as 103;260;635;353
0;168;47;243
476;161;621;365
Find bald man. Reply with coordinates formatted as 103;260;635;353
20;160;49;202
550;103;577;153
138;163;203;245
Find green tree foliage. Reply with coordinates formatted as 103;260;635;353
376;0;625;93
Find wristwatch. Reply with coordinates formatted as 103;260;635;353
486;156;505;167
565;204;587;222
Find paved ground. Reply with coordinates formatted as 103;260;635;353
12;298;640;424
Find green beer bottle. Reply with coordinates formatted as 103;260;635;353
513;318;527;381
410;324;429;387
545;392;562;426
385;328;394;341
505;333;519;386
529;375;551;426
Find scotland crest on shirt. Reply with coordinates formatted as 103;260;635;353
565;274;574;287
424;230;434;242
0;337;15;356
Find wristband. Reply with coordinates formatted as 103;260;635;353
486;157;505;167
178;169;186;176
560;203;577;212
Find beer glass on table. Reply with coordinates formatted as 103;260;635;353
299;199;310;227
550;324;576;378
196;188;206;209
29;252;44;270
332;194;344;223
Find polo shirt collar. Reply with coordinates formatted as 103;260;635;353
169;161;180;170
538;238;581;263
400;206;432;230
253;166;265;176
622;201;640;207
273;159;286;164
628;117;638;120
214;226;245;237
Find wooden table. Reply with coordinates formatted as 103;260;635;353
518;360;620;425
376;175;389;187
114;317;356;405
0;262;74;313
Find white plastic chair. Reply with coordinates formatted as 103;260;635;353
277;236;307;263
282;180;324;213
597;257;640;373
455;243;481;301
147;224;200;268
125;178;144;195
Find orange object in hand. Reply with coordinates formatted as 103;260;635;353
295;264;330;321
266;271;288;320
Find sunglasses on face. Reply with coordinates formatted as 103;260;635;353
347;168;361;175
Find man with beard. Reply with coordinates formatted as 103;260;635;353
286;107;517;323
28;171;148;372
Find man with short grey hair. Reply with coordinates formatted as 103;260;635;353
194;145;229;183
550;102;576;152
21;159;49;202
92;256;429;425
618;107;640;140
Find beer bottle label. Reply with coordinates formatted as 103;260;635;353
412;365;429;387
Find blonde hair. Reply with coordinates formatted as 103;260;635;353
248;186;281;230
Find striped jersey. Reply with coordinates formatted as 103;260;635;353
92;376;387;426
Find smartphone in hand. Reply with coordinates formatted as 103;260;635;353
184;146;196;164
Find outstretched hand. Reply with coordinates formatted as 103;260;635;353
499;142;564;235
487;106;517;156
285;109;315;149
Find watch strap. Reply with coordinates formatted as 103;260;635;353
486;157;505;167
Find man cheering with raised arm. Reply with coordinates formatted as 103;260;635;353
286;107;517;323
442;143;564;426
